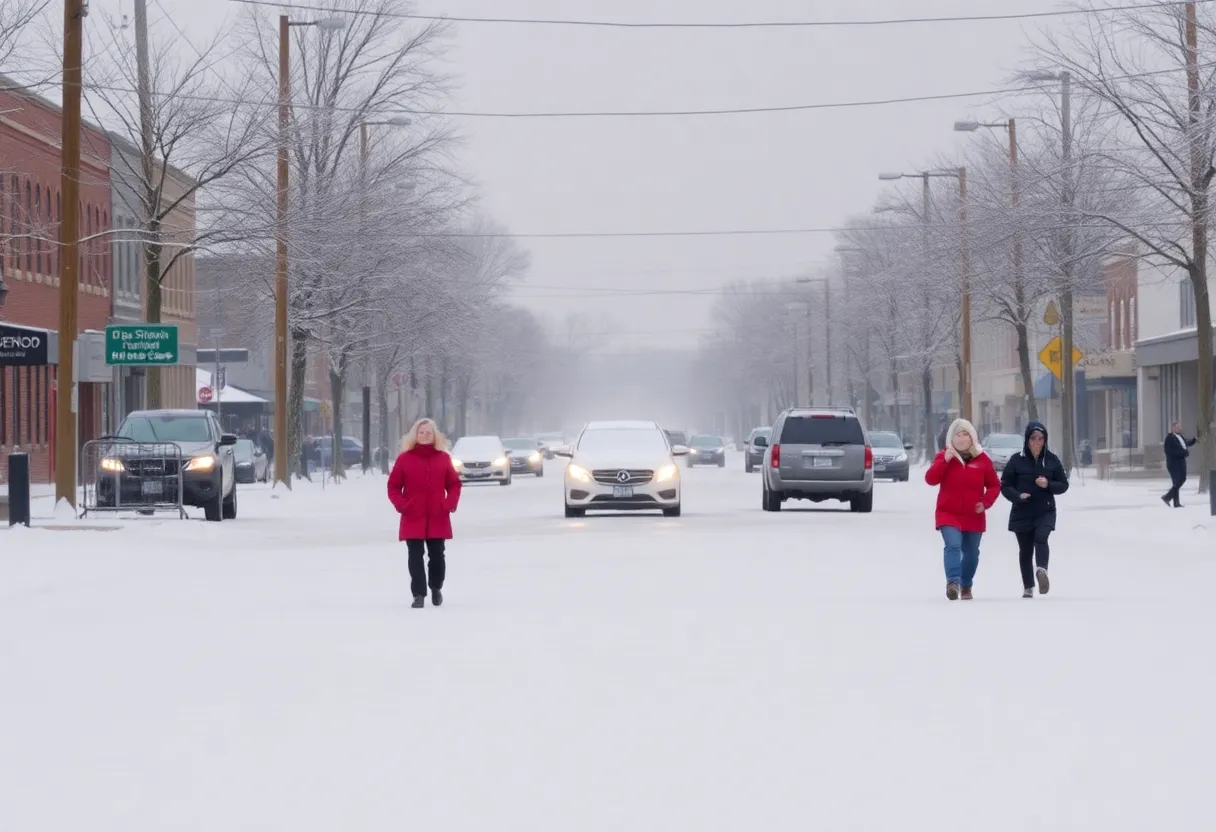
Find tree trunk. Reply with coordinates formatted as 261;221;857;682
1015;319;1038;424
144;234;164;408
289;330;308;480
922;367;934;463
1192;259;1213;494
889;361;901;435
424;356;434;418
378;387;392;473
439;357;448;430
457;377;470;437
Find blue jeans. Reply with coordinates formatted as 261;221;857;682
940;526;982;587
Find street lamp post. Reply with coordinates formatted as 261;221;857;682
794;276;832;405
274;13;345;489
879;168;972;424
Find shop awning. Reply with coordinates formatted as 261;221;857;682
196;368;267;404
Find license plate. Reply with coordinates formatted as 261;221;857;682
141;479;163;497
613;485;634;499
874;464;886;472
810;457;834;468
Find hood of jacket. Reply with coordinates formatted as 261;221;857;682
946;418;983;460
1023;420;1049;457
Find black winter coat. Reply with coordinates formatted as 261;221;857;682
1164;433;1196;480
1000;445;1069;534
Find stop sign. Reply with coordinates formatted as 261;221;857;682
198;386;214;403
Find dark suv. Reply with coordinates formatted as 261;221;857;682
758;408;873;512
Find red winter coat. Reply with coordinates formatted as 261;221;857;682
924;450;1001;533
387;444;463;540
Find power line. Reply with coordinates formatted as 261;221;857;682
228;0;1211;30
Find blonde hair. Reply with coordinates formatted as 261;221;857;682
400;418;450;453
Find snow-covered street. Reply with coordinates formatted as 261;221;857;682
2;457;1213;830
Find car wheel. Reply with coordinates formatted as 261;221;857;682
500;476;512;486
564;503;585;518
662;504;681;517
535;467;544;478
762;477;782;512
850;489;874;513
745;461;753;473
204;490;223;522
222;482;238;520
717;458;725;468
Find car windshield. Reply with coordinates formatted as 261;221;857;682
503;438;537;450
691;435;721;447
118;415;212;443
779;415;865;445
750;428;771;442
579;429;669;456
234;439;257;461
869;432;904;449
984;434;1023;449
452;437;503;459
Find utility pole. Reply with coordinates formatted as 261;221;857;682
55;0;86;507
273;14;291;489
1058;72;1076;472
959;165;973;423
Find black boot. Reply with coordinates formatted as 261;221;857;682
412;595;425;609
432;588;443;607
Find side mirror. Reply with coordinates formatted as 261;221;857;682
753;436;769;448
553;446;574;458
219;433;238;446
904;443;915;451
670;444;689;456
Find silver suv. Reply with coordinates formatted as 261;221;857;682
757;407;874;513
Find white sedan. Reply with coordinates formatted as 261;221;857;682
556;421;687;518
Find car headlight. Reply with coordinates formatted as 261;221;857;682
655;463;679;483
528;452;541;463
452;458;463;469
185;455;216;472
566;464;592;483
894;452;908;463
492;456;508;467
99;457;125;472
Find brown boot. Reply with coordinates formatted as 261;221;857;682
960;587;973;600
946;582;960;600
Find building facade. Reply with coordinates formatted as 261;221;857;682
0;76;113;482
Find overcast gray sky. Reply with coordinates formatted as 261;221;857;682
91;0;1063;349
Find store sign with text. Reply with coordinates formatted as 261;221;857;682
0;323;50;366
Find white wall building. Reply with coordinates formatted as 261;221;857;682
1135;260;1207;444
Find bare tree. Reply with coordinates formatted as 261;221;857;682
0;0;49;76
1035;0;1216;486
83;14;274;407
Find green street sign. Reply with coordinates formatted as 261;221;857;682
105;324;180;366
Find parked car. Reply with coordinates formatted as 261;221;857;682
233;438;269;483
536;432;567;459
503;437;545;477
759;407;873;513
868;431;913;481
744;426;771;473
452;435;512;485
98;409;239;521
314;435;364;468
687;434;726;467
557;421;688;517
981;433;1024;472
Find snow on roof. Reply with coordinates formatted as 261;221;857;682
195;368;267;404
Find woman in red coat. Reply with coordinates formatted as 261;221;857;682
924;418;1001;601
387;418;462;608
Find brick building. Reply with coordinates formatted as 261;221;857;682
0;75;113;482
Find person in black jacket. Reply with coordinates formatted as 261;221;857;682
1000;421;1069;598
1162;421;1197;508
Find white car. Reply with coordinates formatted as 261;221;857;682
451;435;512;485
555;421;688;517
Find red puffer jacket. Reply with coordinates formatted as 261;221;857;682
924;450;1001;533
387;444;462;540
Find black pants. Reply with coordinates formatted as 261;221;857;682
1164;470;1186;506
406;539;446;598
1015;530;1050;589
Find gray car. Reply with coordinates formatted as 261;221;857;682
981;433;1023;472
744;426;771;473
758;407;874;512
868;431;913;481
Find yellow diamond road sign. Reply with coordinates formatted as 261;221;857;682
1038;335;1083;381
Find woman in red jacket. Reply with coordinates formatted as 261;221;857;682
387;418;462;609
924;418;1001;601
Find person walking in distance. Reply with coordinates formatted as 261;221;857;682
1000;421;1069;598
925;419;1001;601
1162;421;1197;508
387;418;463;609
